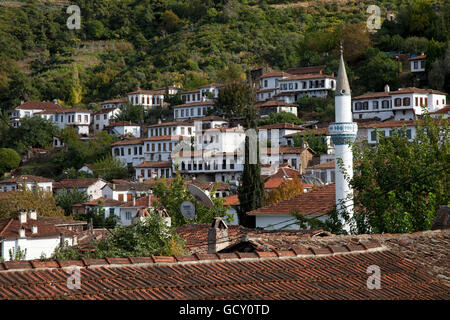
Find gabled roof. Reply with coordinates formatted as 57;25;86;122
409;54;426;61
93;107;120;115
81;197;123;206
127;89;165;95
285;127;330;137
0;229;448;299
255;100;297;108
14;101;64;111
144;135;183;141
0;216;77;239
279;74;335;81
172;101;215;108
99;97;127;105
247;184;335;216
262;146;313;155
223;194;239;206
259;122;303;130
430;105;450;114
259;72;291;79
353;87;447;100
53;178;105;189
0;175;54;184
307;160;335;170
135;161;173;168
147;120;194;128
110;138;145;146
106;121;140;127
119;195;159;208
285;65;325;75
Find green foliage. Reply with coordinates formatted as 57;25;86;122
114;103;145;124
214;82;256;120
1;117;59;154
258;112;303;126
0;148;21;177
92;155;128;181
73;206;119;229
152;168;232;227
349;113;449;234
296;94;335;122
56;188;88;216
292;132;328;154
9;246;27;261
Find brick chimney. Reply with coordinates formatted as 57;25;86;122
31;225;38;234
19;210;27;224
208;217;229;253
19;227;26;238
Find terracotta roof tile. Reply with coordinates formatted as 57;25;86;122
172;101;215;108
307;161;335;170
259;122;303;130
53;178;105;189
223;195;239;206
110;138;144;146
247;184;335;216
0;175;54;184
135;161;172;168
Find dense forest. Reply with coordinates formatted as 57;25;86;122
0;0;448;116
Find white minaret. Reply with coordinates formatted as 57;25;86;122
329;42;358;232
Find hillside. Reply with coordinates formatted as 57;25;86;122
0;0;448;114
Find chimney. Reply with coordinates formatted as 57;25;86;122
158;118;162;124
112;183;116;190
208;217;229;253
138;176;144;183
53;99;58;104
60;232;65;247
157;207;171;227
302;141;309;149
19;210;27;224
32;225;38;234
132;196;136;207
28;209;37;220
19;227;26;238
384;84;390;93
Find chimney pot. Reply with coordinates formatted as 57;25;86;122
28;209;37;220
208;218;229;253
132;196;136;206
384;84;390;93
19;211;27;224
19;227;26;238
32;225;38;234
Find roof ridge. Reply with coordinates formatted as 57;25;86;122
0;218;14;237
0;239;385;273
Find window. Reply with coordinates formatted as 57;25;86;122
96;115;100;120
355;102;362;110
420;60;425;68
109;208;115;216
394;98;401;106
362;102;369;110
289;83;293;90
414;61;418;69
372;101;379;109
370;131;377;142
406;129;412;139
264;79;268;87
382;100;390;109
118;194;124;202
151;144;155;151
125;212;132;220
403;98;410;106
420;97;423;106
128;148;131;155
415;97;419;106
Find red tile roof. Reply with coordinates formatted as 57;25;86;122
53;178;105;189
223;194;239;206
285;66;325;75
247;184;335;216
307;161;335;170
144;135;183;141
172;101;215;108
147;120;194;128
353;87;447;100
0;175;54;184
430;105;450;114
93;107;120;115
0;217;77;239
259;72;291;79
262;146;312;155
15;101;64;111
279;74;335;81
409;54;426;61
81;197;123;206
0;234;448;299
264;177;287;190
135;161;172;168
127;89;165;95
99;97;127;104
110;138;144;146
285;127;329;137
119;195;159;208
106;121;140;127
259;122;303;130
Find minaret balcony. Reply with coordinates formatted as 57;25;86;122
329;122;358;145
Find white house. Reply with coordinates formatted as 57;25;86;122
106;121;141;137
255;100;298;117
352;86;447;121
275;74;336;102
173;101;216;120
111;138;145;167
93;107;121;132
357;120;418;145
144;135;185;162
7;101;64;128
147;120;195;138
0;175;54;193
259;123;304;146
0;210;77;261
260;146;314;174
78;164;94;175
246;184;335;230
430;105;449;119
409;54;426;73
53;178;107;200
111;195;159;226
305;161;335;185
180;83;223;103
127;89;165;109
99;97;127;109
135;161;173;180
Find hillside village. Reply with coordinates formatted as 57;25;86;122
0;0;448;302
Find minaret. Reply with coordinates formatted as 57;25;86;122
329;42;358;232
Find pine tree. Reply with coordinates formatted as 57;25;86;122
237;84;265;227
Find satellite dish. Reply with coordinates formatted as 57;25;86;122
187;184;214;208
181;201;196;220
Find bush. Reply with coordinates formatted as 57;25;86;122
0;148;21;177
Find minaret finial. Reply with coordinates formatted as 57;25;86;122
340;40;343;56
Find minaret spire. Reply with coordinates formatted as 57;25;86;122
329;41;358;233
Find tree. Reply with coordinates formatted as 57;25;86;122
153;168;232;227
73;205;118;229
266;177;304;205
347;113;449;234
258;112;303;126
0;187;65;219
92;155;128;181
56;188;88;216
0;148;21;177
214;82;255;119
292;132;328;154
355;48;398;93
52;214;187;260
160;10;180;34
114;102;145;124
